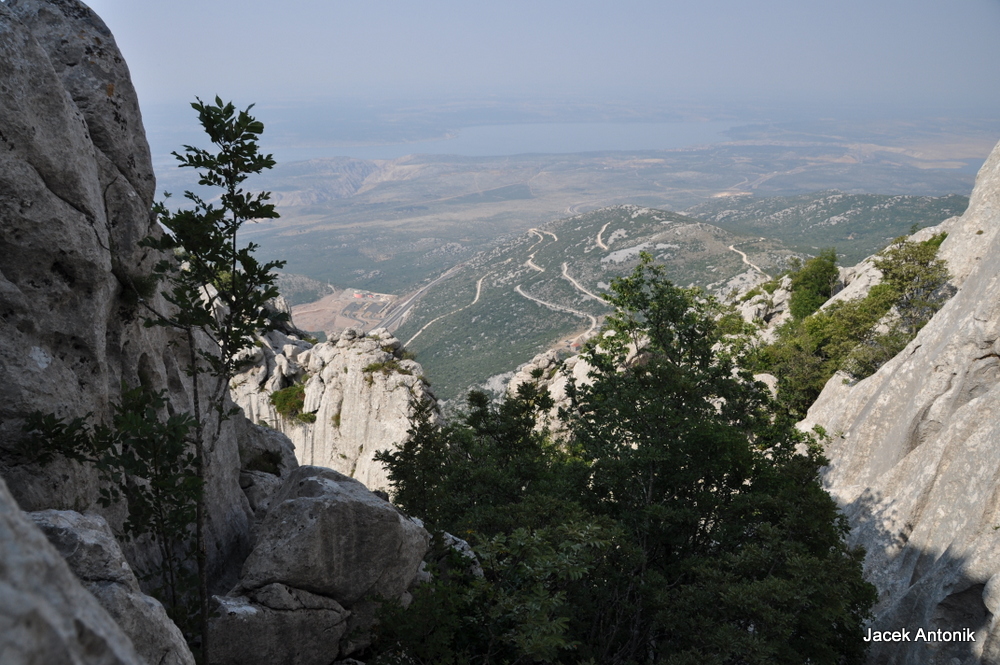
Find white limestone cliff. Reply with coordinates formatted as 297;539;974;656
802;139;1000;664
231;327;435;492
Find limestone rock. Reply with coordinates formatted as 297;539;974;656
507;349;594;433
802;139;1000;664
208;585;349;665
235;418;299;517
29;510;195;665
0;477;144;665
0;0;255;594
240;466;430;608
231;327;435;491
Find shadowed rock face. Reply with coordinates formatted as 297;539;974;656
0;477;144;665
29;510;196;665
0;0;257;593
804;140;1000;664
239;466;429;607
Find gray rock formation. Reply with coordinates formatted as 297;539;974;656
209;584;349;665
802;140;1000;664
0;2;438;660
209;466;430;663
0;0;257;593
0;477;144;665
238;466;429;607
231;327;435;491
507;348;594;433
29;510;195;665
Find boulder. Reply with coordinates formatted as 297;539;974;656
0;477;143;665
235;418;299;517
209;584;349;665
240;466;430;607
29;510;195;665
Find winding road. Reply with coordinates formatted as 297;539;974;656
727;243;769;277
403;274;488;347
561;263;603;302
515;284;599;341
595;221;611;250
381;263;465;331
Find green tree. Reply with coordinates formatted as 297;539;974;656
375;254;875;664
22;387;201;632
758;233;951;416
788;248;839;320
564;254;873;663
142;97;286;661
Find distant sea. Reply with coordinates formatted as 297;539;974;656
274;121;735;162
148;119;736;173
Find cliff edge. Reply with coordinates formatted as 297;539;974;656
803;140;1000;664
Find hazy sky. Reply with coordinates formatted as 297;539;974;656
84;0;1000;114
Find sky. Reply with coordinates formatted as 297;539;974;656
83;0;1000;113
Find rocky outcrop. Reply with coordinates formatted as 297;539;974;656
0;0;260;594
209;585;350;665
28;510;195;665
803;140;1000;664
0;477;144;665
231;327;435;491
211;466;430;664
238;466;429;604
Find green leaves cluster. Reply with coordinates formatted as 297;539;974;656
22;387;200;629
144;97;286;381
373;255;875;664
269;383;316;423
788;248;839;320
757;233;950;417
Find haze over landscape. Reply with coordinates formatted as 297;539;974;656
80;0;1000;394
9;2;1000;662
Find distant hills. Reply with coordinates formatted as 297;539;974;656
685;191;968;264
232;133;980;299
391;205;797;399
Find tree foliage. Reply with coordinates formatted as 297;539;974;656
374;254;875;664
788;248;839;320
22;387;201;633
758;233;950;417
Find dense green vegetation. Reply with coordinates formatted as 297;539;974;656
687;191;967;265
373;256;875;665
269;383;317;423
757;233;950;418
788;248;839;320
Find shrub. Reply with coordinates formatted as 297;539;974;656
788;248;838;320
269;384;315;424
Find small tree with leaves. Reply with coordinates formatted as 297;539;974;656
142;97;286;661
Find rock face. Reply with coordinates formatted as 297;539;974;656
0;477;144;665
209;585;350;665
239;466;429;606
28;510;195;665
803;140;1000;664
0;0;258;594
231;327;435;491
0;2;435;661
210;466;430;664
